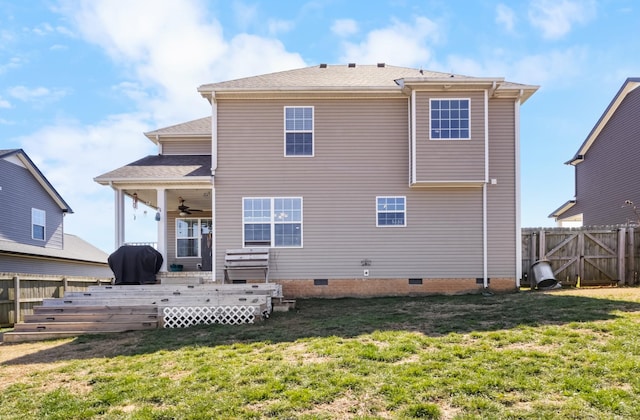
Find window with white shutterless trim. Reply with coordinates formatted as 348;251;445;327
243;197;303;247
32;208;46;240
284;106;314;156
429;99;470;140
376;196;406;227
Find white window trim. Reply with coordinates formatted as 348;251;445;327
429;98;471;141
376;196;407;227
242;197;304;248
175;218;212;259
284;106;315;157
31;208;46;240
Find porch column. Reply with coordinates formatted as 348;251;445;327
114;187;125;250
156;188;168;272
211;186;216;282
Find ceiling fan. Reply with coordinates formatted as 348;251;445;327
178;197;203;216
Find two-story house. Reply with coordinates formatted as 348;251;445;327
551;78;640;227
0;149;111;276
95;64;538;297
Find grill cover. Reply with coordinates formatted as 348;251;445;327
108;245;163;284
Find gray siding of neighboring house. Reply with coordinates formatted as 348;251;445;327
414;91;486;182
563;86;640;226
0;254;112;277
162;140;211;155
0;159;64;249
214;97;489;281
487;98;517;277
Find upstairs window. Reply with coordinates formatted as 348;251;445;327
284;106;314;156
376;197;406;227
430;99;470;140
32;208;46;240
243;197;303;247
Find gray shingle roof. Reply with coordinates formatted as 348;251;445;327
198;64;453;91
0;234;109;264
94;155;211;183
145;117;210;137
197;63;538;103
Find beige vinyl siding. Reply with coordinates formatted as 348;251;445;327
161;139;211;155
487;98;517;277
414;91;486;182
215;97;485;280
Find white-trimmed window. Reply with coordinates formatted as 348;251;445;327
32;208;45;240
430;99;470;140
243;197;302;247
376;196;406;227
284;106;314;156
176;218;212;258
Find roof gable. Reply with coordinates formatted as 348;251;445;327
567;77;640;165
0;149;73;213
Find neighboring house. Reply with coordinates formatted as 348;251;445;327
0;149;111;277
95;64;538;297
550;78;640;227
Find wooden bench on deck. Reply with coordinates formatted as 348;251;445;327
224;248;270;283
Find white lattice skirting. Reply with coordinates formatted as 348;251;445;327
163;306;256;328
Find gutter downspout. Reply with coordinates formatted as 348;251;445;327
483;89;489;289
411;89;417;185
515;90;523;287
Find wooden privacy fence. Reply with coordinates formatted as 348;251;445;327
0;273;113;326
522;226;640;287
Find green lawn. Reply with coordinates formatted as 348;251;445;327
2;288;640;419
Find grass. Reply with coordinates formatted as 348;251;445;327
2;287;640;419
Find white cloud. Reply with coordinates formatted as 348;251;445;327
268;19;294;35
8;85;68;103
339;16;439;68
232;1;259;30
441;46;588;87
60;0;305;125
528;0;596;39
0;56;23;74
496;4;516;32
331;19;359;37
0;97;11;108
18;114;157;252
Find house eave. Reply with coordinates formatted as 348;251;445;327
567;78;640;164
94;176;213;186
549;200;576;219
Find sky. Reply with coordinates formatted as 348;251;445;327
1;0;639;254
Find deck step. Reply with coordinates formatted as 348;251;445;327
24;313;159;323
2;331;138;343
13;321;158;333
34;305;158;314
41;295;268;307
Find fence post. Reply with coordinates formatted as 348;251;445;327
538;230;546;260
529;233;537;288
618;228;626;286
13;275;20;324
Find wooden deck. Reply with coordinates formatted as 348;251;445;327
2;283;285;343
